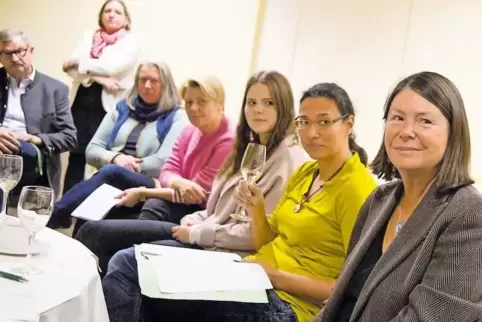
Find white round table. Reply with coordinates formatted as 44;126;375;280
0;223;109;322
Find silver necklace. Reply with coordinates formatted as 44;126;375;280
395;207;405;234
395;178;435;234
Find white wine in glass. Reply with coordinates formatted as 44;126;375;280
230;143;266;222
0;155;23;223
15;186;54;276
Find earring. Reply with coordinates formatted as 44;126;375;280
249;131;254;142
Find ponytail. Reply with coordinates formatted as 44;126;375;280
349;134;368;166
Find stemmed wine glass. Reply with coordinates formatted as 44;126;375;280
230;143;266;222
15;186;54;276
0;155;23;224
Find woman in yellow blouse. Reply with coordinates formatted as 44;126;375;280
236;82;377;321
105;83;377;322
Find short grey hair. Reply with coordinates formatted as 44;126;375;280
0;29;30;45
126;61;181;112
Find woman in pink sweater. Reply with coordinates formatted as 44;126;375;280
116;76;236;222
75;76;235;266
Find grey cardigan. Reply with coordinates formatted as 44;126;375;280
316;181;482;322
86;107;188;179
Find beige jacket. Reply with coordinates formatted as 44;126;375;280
181;135;308;254
66;30;140;113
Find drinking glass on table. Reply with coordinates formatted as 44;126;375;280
15;186;54;276
230;143;266;222
0;155;23;223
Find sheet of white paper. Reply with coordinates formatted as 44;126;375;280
0;312;39;322
134;245;268;303
139;243;242;261
71;183;122;220
154;290;268;302
154;257;272;293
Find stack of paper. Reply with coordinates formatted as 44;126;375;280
135;244;272;303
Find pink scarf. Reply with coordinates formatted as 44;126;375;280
90;28;127;59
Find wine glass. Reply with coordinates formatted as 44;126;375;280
230;143;266;222
0;155;23;224
15;186;54;276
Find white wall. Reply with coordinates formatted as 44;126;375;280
2;0;482;180
0;0;261;188
0;0;260;120
256;0;482;180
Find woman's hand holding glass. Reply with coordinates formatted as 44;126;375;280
233;180;265;215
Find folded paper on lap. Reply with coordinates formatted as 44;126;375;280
72;184;122;221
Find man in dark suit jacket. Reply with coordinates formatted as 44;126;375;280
0;29;77;199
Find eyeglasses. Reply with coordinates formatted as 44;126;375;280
0;47;29;59
138;77;161;85
293;115;348;130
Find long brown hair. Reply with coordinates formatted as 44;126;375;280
218;70;296;177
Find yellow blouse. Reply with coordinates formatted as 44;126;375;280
246;153;377;322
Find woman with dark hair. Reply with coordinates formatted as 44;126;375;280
62;0;139;194
102;81;376;322
316;72;482;322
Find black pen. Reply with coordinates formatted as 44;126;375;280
0;270;28;283
233;259;255;263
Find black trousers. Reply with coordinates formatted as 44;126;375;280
138;198;203;222
75;198;203;273
64;82;106;195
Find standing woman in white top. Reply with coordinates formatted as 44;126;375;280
62;0;139;194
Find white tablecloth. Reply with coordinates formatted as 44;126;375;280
0;227;109;322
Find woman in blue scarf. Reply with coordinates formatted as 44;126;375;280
47;61;188;233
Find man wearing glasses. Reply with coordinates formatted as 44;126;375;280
0;29;77;200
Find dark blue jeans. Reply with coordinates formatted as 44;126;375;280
18;140;43;181
48;164;155;229
103;245;297;322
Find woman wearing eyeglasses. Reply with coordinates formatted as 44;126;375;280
103;82;377;322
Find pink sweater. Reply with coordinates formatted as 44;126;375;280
159;116;235;194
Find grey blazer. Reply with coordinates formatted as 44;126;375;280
315;181;482;322
0;68;77;197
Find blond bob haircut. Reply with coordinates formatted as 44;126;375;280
126;61;181;112
179;76;225;108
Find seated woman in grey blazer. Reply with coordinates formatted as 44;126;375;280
316;72;482;322
47;61;188;232
74;70;308;273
